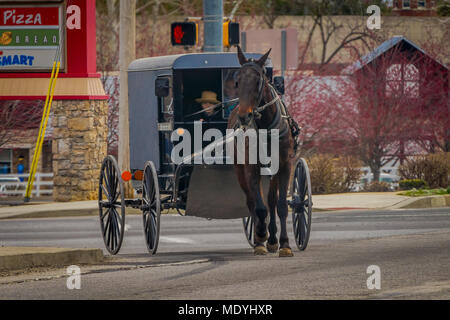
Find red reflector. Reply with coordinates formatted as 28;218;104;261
133;170;143;181
121;171;132;181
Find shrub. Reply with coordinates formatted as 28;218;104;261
363;181;391;192
399;153;450;189
399;179;428;190
307;154;362;194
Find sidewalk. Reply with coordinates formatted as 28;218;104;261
0;200;99;220
312;192;411;210
0;193;448;220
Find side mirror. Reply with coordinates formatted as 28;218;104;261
155;78;170;97
273;76;285;95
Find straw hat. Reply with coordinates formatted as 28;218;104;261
195;91;220;104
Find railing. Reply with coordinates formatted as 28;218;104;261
0;173;53;197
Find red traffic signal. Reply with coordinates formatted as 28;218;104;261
171;22;198;46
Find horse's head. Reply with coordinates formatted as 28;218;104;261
236;46;271;126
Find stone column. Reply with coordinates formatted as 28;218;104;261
52;100;108;201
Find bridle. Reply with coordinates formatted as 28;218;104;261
237;60;282;127
238;60;267;115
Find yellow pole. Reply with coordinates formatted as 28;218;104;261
24;62;60;202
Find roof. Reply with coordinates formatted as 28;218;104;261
128;52;273;72
342;36;449;74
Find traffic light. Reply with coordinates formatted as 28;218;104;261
223;21;239;47
171;22;198;46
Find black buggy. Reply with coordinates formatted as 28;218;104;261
98;53;312;255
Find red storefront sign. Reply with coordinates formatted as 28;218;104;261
0;7;60;26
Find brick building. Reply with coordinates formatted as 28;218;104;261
391;0;438;16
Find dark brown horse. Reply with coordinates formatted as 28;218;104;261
228;46;295;257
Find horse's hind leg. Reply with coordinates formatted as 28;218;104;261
267;178;279;253
277;163;293;257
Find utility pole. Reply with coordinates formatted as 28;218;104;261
119;0;136;186
203;0;223;52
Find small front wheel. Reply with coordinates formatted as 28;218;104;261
142;161;161;255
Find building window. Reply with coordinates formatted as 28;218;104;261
418;0;426;7
403;0;411;8
0;149;12;173
386;63;419;98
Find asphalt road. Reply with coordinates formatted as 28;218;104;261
0;207;449;299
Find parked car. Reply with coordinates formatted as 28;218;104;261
353;172;400;192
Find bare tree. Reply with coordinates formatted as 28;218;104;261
0;101;43;149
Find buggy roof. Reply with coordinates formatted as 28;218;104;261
128;52;272;72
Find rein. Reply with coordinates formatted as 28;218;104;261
185;98;239;118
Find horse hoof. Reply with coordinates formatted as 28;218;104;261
254;246;268;255
279;248;294;257
266;243;279;253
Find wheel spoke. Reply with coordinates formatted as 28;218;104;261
245;217;250;230
101;184;110;200
109;212;116;249
102;168;111;197
143;174;148;196
106;214;112;248
111;163;118;200
103;209;111;236
293;213;298;234
111;206;122;225
100;207;109;221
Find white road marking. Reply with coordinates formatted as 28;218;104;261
159;236;197;244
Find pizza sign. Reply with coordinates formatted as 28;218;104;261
0;5;64;71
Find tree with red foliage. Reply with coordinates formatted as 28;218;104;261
286;41;449;182
285;72;353;156
342;46;448;181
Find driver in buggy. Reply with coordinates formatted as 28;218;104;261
195;91;223;122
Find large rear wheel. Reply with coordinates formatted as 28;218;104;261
98;155;126;255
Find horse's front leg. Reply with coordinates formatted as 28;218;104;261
248;166;269;255
277;162;294;257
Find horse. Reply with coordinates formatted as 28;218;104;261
227;46;296;257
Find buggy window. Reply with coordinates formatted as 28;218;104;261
181;69;223;122
157;75;173;121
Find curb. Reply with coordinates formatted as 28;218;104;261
390;194;450;209
0;202;142;220
0;247;104;271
